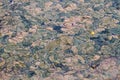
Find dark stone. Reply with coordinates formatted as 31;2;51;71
56;18;64;22
53;26;63;33
95;39;104;46
42;70;50;78
64;48;73;54
74;29;85;36
84;0;91;3
30;46;41;54
19;15;32;29
41;22;45;25
89;61;100;69
58;12;66;17
99;29;110;34
59;0;63;2
11;31;17;37
1;35;9;44
22;41;32;47
93;6;102;11
90;36;108;45
0;19;2;23
94;44;101;51
92;17;100;29
27;71;36;77
54;63;69;72
9;0;13;3
0;47;4;54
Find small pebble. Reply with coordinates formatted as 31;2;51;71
27;71;36;78
90;31;95;35
0;2;3;6
0;58;5;67
93;55;100;61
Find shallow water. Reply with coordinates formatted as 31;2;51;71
0;0;120;80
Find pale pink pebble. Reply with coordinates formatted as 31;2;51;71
63;24;73;29
45;1;53;8
77;55;85;64
8;38;17;44
64;3;77;11
46;27;53;31
29;28;37;33
64;18;71;22
17;35;24;39
23;2;42;16
83;78;90;80
55;4;64;12
32;25;38;29
71;46;78;54
74;16;82;22
21;32;28;37
111;35;119;39
64;75;77;80
34;8;42;14
85;20;93;25
32;40;41;47
79;0;84;2
30;8;42;16
95;28;105;33
8;31;28;43
64;71;76;75
64;57;73;66
87;8;94;12
72;56;79;63
61;28;68;32
105;2;112;8
8;37;23;44
118;65;120;71
65;57;72;63
93;55;100;61
71;65;82;71
18;31;28;37
76;73;84;78
35;62;40;66
30;66;36;70
64;7;72;12
46;73;64;80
